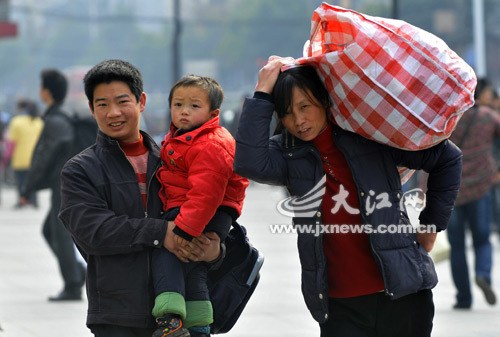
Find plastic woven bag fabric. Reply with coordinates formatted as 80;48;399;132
289;3;476;152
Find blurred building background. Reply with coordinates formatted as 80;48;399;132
0;0;499;138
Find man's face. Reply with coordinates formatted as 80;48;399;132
39;86;51;105
90;81;145;143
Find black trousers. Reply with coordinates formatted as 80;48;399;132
90;324;155;337
43;185;84;293
320;290;434;337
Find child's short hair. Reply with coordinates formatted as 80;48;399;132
41;69;68;104
168;75;224;111
84;59;143;109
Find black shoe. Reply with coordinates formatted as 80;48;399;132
48;290;82;302
152;314;190;337
476;276;497;305
453;303;471;309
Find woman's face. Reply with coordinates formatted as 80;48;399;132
281;87;329;141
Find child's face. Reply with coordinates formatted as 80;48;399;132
90;81;145;143
281;87;328;141
170;85;219;131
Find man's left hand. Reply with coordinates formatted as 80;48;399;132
182;232;221;262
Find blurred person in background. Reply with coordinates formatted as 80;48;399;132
448;78;499;309
491;89;500;236
0;109;12;189
21;69;85;301
0;109;5;204
7;99;43;208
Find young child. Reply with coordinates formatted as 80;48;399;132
152;75;249;337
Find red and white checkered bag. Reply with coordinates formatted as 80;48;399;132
290;3;476;151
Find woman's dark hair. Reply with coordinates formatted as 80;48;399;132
474;78;491;101
17;99;39;119
272;66;331;134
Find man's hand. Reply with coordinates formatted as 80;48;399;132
181;232;221;263
255;56;295;94
174;233;189;249
163;221;190;263
164;222;221;263
416;231;437;252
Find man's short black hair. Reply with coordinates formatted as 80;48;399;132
83;59;144;110
41;69;68;104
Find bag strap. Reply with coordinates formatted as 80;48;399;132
231;221;245;234
456;105;479;148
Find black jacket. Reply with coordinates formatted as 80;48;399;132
22;104;73;195
59;130;167;328
234;95;462;323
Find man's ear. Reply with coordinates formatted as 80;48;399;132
88;101;96;118
210;109;220;119
139;92;147;112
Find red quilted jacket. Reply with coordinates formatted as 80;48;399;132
157;116;249;237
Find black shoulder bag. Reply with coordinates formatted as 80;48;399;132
208;222;264;334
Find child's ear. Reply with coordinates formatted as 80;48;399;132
210;109;220;119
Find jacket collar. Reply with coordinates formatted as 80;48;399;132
43;103;64;119
167;116;220;142
96;129;160;154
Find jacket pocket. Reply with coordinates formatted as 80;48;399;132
93;253;151;314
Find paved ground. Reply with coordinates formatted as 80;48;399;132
0;183;499;336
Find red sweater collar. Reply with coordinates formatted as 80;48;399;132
119;134;148;156
311;122;333;152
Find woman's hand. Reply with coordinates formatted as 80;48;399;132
255;56;295;94
416;232;437;252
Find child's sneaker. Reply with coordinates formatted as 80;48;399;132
152;314;190;337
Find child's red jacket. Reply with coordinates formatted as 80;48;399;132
157;116;249;238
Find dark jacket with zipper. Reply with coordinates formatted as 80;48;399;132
59;130;167;328
22;104;73;196
234;94;463;323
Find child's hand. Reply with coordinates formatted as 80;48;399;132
255;56;295;94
